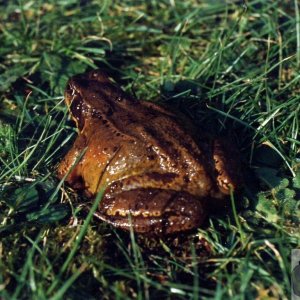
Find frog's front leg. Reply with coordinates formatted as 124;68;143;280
57;135;87;189
94;188;206;234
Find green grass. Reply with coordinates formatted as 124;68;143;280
0;0;299;299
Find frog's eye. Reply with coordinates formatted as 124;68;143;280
70;95;85;131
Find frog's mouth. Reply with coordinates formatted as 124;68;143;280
64;80;86;131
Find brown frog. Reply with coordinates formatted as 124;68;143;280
57;70;241;234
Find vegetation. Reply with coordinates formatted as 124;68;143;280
0;0;299;299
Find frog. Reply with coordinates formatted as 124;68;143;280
57;69;241;234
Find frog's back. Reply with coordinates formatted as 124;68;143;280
90;98;215;197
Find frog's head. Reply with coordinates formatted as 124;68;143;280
64;70;126;131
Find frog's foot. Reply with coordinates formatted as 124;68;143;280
93;188;206;235
213;138;242;195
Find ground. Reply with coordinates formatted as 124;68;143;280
0;1;299;299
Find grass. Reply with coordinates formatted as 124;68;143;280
0;0;299;299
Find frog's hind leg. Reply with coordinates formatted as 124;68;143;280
212;138;242;195
93;188;206;235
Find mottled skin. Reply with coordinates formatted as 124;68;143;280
57;70;241;234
